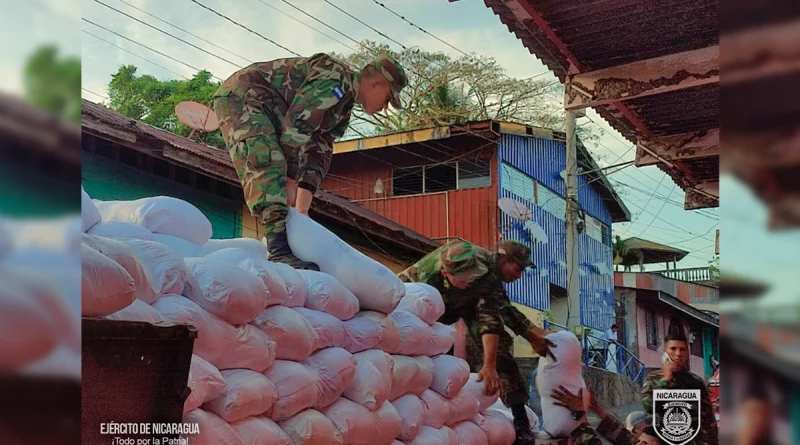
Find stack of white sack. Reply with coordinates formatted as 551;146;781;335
535;330;588;439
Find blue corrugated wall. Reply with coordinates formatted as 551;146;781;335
498;134;615;331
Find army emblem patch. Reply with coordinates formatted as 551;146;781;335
332;85;344;99
652;390;701;445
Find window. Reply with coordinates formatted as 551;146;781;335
458;159;491;189
602;225;611;246
425;163;457;193
392;167;424;196
393;160;491;197
690;328;703;357
646;309;659;349
537;184;566;221
500;163;534;200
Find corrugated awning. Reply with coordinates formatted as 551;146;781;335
658;291;718;327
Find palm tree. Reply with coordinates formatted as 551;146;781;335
612;235;644;272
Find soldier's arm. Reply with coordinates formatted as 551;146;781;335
595;414;636;445
497;296;534;337
569;423;604;445
700;382;719;444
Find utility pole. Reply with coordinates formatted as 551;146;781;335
565;109;582;331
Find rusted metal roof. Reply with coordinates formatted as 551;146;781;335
0;93;81;165
482;0;719;208
81;99;440;256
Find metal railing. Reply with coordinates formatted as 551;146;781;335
653;267;717;284
544;321;647;386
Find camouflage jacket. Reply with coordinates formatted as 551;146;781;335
397;240;533;338
642;369;718;445
570;414;635;445
215;53;357;192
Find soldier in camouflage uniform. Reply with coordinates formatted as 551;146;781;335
641;320;718;445
398;238;556;445
550;385;636;445
213;53;407;269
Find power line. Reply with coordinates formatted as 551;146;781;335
186;0;301;57
82;88;108;100
321;0;408;50
254;0;357;52
634;182;675;237
82;29;190;79
279;0;364;51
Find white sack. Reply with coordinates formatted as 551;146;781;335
81;186;102;232
252;306;317;361
204;248;289;306
373;401;403;445
342;360;386;411
342;317;381;353
20;345;81;379
183;409;245;445
205;369;277;423
153;295;276;372
445;386;481;425
536;330;587;438
475;410;515;445
429;355;470;399
97;196;213;244
265;360;320;422
153;233;203;257
229;416;292;445
293;308;346;351
303;348;357;410
489;400;540;435
286;209;404;313
82;234;158;303
387;310;433;355
184;257;268;325
296;270;359;321
424;323;456;357
322;398;380;445
278;409;344;445
419;389;450;429
81;243;135;316
185;355;226;414
355;311;400;353
390;355;434;401
451;421;488;445
87;220;154;240
392;394;424;441
461;374;500;412
354;350;394;397
406;426;458;445
397;283;445;325
202;237;269;257
271;262;308;307
118;238;187;300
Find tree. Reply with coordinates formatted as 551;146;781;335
612;235;644;272
708;255;719;286
23;45;81;122
107;65;225;148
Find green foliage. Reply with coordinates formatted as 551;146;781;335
612;235;644;272
708;255;719;286
23;45;81;122
107;66;225;148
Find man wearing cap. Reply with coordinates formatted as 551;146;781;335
398;238;556;445
214;53;407;270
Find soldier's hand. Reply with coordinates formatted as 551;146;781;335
551;385;584;412
529;334;557;362
286;178;298;208
476;366;501;396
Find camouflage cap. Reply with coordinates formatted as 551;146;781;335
439;240;488;283
498;240;534;269
369;55;407;109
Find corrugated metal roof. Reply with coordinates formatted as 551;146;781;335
80;99;440;256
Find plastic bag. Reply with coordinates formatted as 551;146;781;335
392;394;424;441
184;257;269;325
118;238;187;300
341;360;386;411
354;350;394;398
424;323;456;357
204;369;277;423
460;374;500;412
430;355;470;399
355;311;400;353
278;409;344;445
475;410;515;445
342;317;381;353
202;237;269;258
265;360;320;422
87;220;154;240
419;389;450;429
81;186;102;232
389;355;434;401
0;275;58;368
252;306;317;361
405;426;458;445
322;398;380;445
293;308;346;351
204;248;289;307
153;295;276;372
96;196;213;244
373;401;403;445
82;234;158;304
229;416;292;445
388;310;433;355
445;386;481;425
81;243;135;316
286;209;404;313
271;262;308;307
20;345;81;380
185;355;226;414
537;331;587;438
297;270;359;321
489;399;540;435
396;283;444;325
153;233;203;257
303;348;357;410
451;421;488;445
183;409;245;445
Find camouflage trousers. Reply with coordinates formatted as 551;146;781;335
464;323;529;406
213;91;296;235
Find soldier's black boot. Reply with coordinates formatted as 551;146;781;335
265;231;320;271
511;404;537;445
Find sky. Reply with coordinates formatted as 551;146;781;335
3;0;730;273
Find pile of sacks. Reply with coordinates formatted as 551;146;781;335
81;189;528;445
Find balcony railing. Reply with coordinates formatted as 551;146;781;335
653;267;717;284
